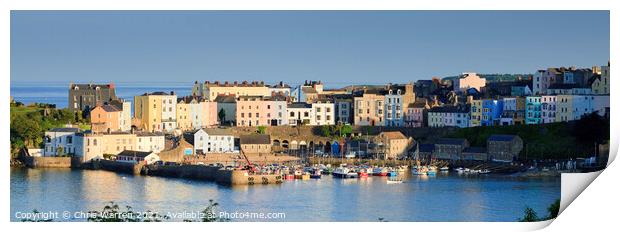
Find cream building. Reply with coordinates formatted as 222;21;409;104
354;91;385;126
454;73;486;92
74;131;165;162
192;81;271;101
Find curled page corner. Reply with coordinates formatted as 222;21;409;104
557;170;604;221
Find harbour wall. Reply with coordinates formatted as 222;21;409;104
144;164;283;185
22;156;73;168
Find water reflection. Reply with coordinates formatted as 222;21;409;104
11;168;561;222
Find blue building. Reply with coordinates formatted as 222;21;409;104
525;96;542;124
384;89;404;127
481;99;504;126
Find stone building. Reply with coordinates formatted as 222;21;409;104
432;138;469;160
373;131;412;160
68;83;118;112
487;135;523;162
240;134;271;155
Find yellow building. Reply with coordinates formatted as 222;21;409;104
134;92;177;132
470;99;482;127
176;97;192;131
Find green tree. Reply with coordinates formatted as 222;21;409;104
198;199;229;222
87;201;168;222
518;206;540;222
341;125;353;136
546;199;560;219
218;108;226;125
257;126;267;134
319;125;331;137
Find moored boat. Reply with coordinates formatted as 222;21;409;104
373;167;388;176
333;167;358;178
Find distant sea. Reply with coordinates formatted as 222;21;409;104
10;82;194;109
10;81;378;109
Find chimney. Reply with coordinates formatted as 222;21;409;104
170;91;175;95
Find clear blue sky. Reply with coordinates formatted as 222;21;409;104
10;11;609;86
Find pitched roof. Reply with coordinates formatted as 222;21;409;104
213;95;237;103
436;138;468;146
418;144;435;153
117;150;153;158
98;104;121;112
203;128;234;136
463;147;486;153
379;131;407;140
488;134;520;142
288;102;312;108
240;134;271;144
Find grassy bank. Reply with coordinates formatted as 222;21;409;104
10;101;89;157
446;113;609;160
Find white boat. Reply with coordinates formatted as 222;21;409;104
440;166;450;172
479;169;491;174
333;167;358;178
455;167;465;174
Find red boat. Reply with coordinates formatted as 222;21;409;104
284;174;295;180
372;167;388;176
358;172;369;178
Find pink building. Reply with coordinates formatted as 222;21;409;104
405;100;429;127
236;95;288;127
201;101;218;128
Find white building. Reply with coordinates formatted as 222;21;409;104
427;105;470;128
161;94;177;132
556;95;594;122
312;102;335;126
119;100;132;132
43;127;80;156
116;150;160;165
193;129;236;154
287;103;314;126
136;132;166;153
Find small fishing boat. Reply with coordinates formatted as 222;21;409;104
358;170;369;178
301;172;311;180
440;166;450;172
294;170;303;179
284;174;295;180
310;169;322;179
373;167;388;176
333;167;358;178
479;169;491;174
387;168;398;177
412;166;428;175
455;167;465;174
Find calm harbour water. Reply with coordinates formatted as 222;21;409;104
10;168;560;222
